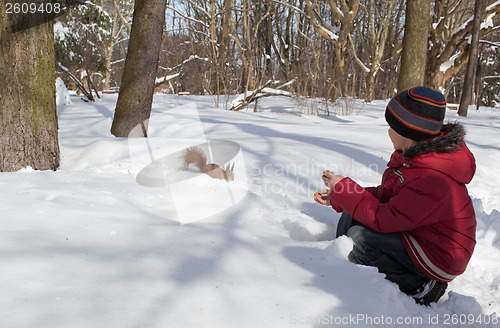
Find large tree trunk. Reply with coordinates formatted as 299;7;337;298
111;0;166;137
397;0;431;92
458;0;486;117
0;3;60;171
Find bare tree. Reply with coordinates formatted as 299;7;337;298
272;1;295;82
225;0;279;97
378;0;405;98
135;0;500;104
171;0;238;100
305;0;360;97
349;0;397;102
111;0;167;137
425;0;500;93
102;0;134;90
458;0;488;116
0;2;60;171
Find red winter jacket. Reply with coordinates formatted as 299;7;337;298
329;123;476;282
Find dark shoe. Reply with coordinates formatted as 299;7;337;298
411;280;448;306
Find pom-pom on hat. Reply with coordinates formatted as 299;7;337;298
385;86;447;141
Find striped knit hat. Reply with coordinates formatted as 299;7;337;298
385;86;447;141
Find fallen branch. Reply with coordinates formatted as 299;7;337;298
57;62;94;102
229;79;295;111
85;69;100;99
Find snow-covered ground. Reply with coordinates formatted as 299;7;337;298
1;92;499;328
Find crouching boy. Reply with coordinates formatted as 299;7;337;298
315;86;476;305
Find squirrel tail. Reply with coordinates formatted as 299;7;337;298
182;146;207;171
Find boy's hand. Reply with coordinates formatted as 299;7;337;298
322;170;345;189
314;190;331;206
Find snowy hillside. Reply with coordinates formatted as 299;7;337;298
1;93;499;328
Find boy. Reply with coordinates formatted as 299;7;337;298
314;86;476;305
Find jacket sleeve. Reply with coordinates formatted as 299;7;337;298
329;176;443;233
364;186;380;198
330;185;379;213
330;201;343;212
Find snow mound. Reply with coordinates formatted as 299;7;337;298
55;77;71;106
1;95;499;328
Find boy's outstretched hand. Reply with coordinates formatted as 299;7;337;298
314;171;345;206
314;190;331;206
322;170;344;189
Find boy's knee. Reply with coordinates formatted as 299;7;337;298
346;225;373;266
347;225;388;249
346;225;370;245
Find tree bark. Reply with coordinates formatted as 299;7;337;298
0;2;60;171
397;0;431;92
111;0;166;137
458;0;486;117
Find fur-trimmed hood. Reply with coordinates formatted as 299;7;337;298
403;123;466;159
390;123;476;184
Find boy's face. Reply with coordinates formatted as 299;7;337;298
388;127;416;151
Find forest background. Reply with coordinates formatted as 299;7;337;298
54;0;500;107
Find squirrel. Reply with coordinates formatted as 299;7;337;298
181;146;235;181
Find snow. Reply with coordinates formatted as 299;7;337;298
481;13;496;30
2;94;500;327
452;1;499;38
53;21;68;41
55;77;71;106
183;54;209;64
432;17;444;30
261;87;292;96
318;24;339;41
487;0;500;11
155;72;180;85
440;52;459;72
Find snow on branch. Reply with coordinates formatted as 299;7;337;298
155;55;210;89
306;2;340;42
348;34;370;73
487;0;500;11
479;40;500;47
452;1;499;36
185;0;211;19
155;73;180;85
229;80;295;111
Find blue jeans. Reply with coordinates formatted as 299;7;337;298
336;212;429;294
